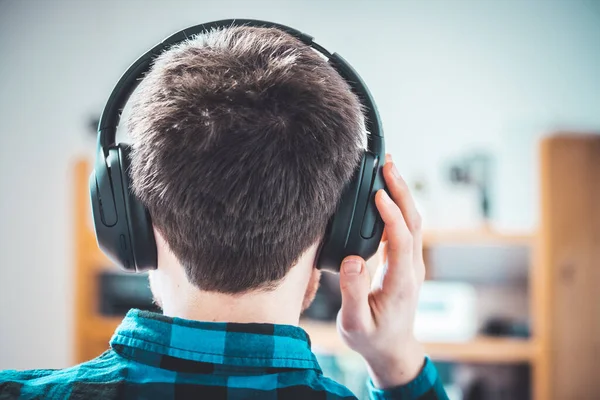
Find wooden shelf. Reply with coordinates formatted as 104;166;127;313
424;337;536;364
422;230;533;247
301;320;536;364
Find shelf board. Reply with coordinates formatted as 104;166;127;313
301;320;537;364
424;337;536;363
422;230;534;247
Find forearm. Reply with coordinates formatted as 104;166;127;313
365;339;426;388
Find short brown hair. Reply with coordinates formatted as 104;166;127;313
128;26;365;293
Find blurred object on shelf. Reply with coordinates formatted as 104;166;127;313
456;363;530;400
98;271;159;316
448;152;494;224
481;317;529;338
88;116;100;135
415;281;477;342
427;242;531;341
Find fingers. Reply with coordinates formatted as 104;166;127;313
382;155;423;261
338;256;373;333
382;157;422;234
375;190;415;296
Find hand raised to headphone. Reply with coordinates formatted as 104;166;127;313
337;154;426;389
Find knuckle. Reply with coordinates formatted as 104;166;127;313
340;317;368;334
388;230;413;253
340;280;353;291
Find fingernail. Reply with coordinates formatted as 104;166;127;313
391;163;401;180
342;258;362;275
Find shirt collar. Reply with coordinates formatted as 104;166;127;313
110;309;322;372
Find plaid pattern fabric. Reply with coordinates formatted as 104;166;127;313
0;309;448;399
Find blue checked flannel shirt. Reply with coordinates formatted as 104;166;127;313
0;309;448;399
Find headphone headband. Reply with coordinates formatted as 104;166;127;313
97;19;383;156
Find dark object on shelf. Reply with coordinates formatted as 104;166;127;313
464;379;486;400
98;271;160;316
88;116;100;135
481;317;530;338
448;152;493;220
458;363;530;400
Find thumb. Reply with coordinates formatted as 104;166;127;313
338;256;372;334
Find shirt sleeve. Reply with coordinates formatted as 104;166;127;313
367;357;450;400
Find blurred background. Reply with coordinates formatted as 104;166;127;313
1;0;599;399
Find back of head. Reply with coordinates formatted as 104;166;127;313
127;26;365;293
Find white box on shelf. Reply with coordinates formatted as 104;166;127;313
415;281;477;342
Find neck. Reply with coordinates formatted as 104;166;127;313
158;279;305;326
149;232;320;326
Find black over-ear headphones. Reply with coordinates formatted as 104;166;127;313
90;19;387;273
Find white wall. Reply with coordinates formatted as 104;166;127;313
0;0;599;369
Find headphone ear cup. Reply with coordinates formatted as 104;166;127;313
317;151;386;272
89;146;136;271
89;145;157;272
117;144;157;271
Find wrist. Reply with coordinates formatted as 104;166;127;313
364;338;426;389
